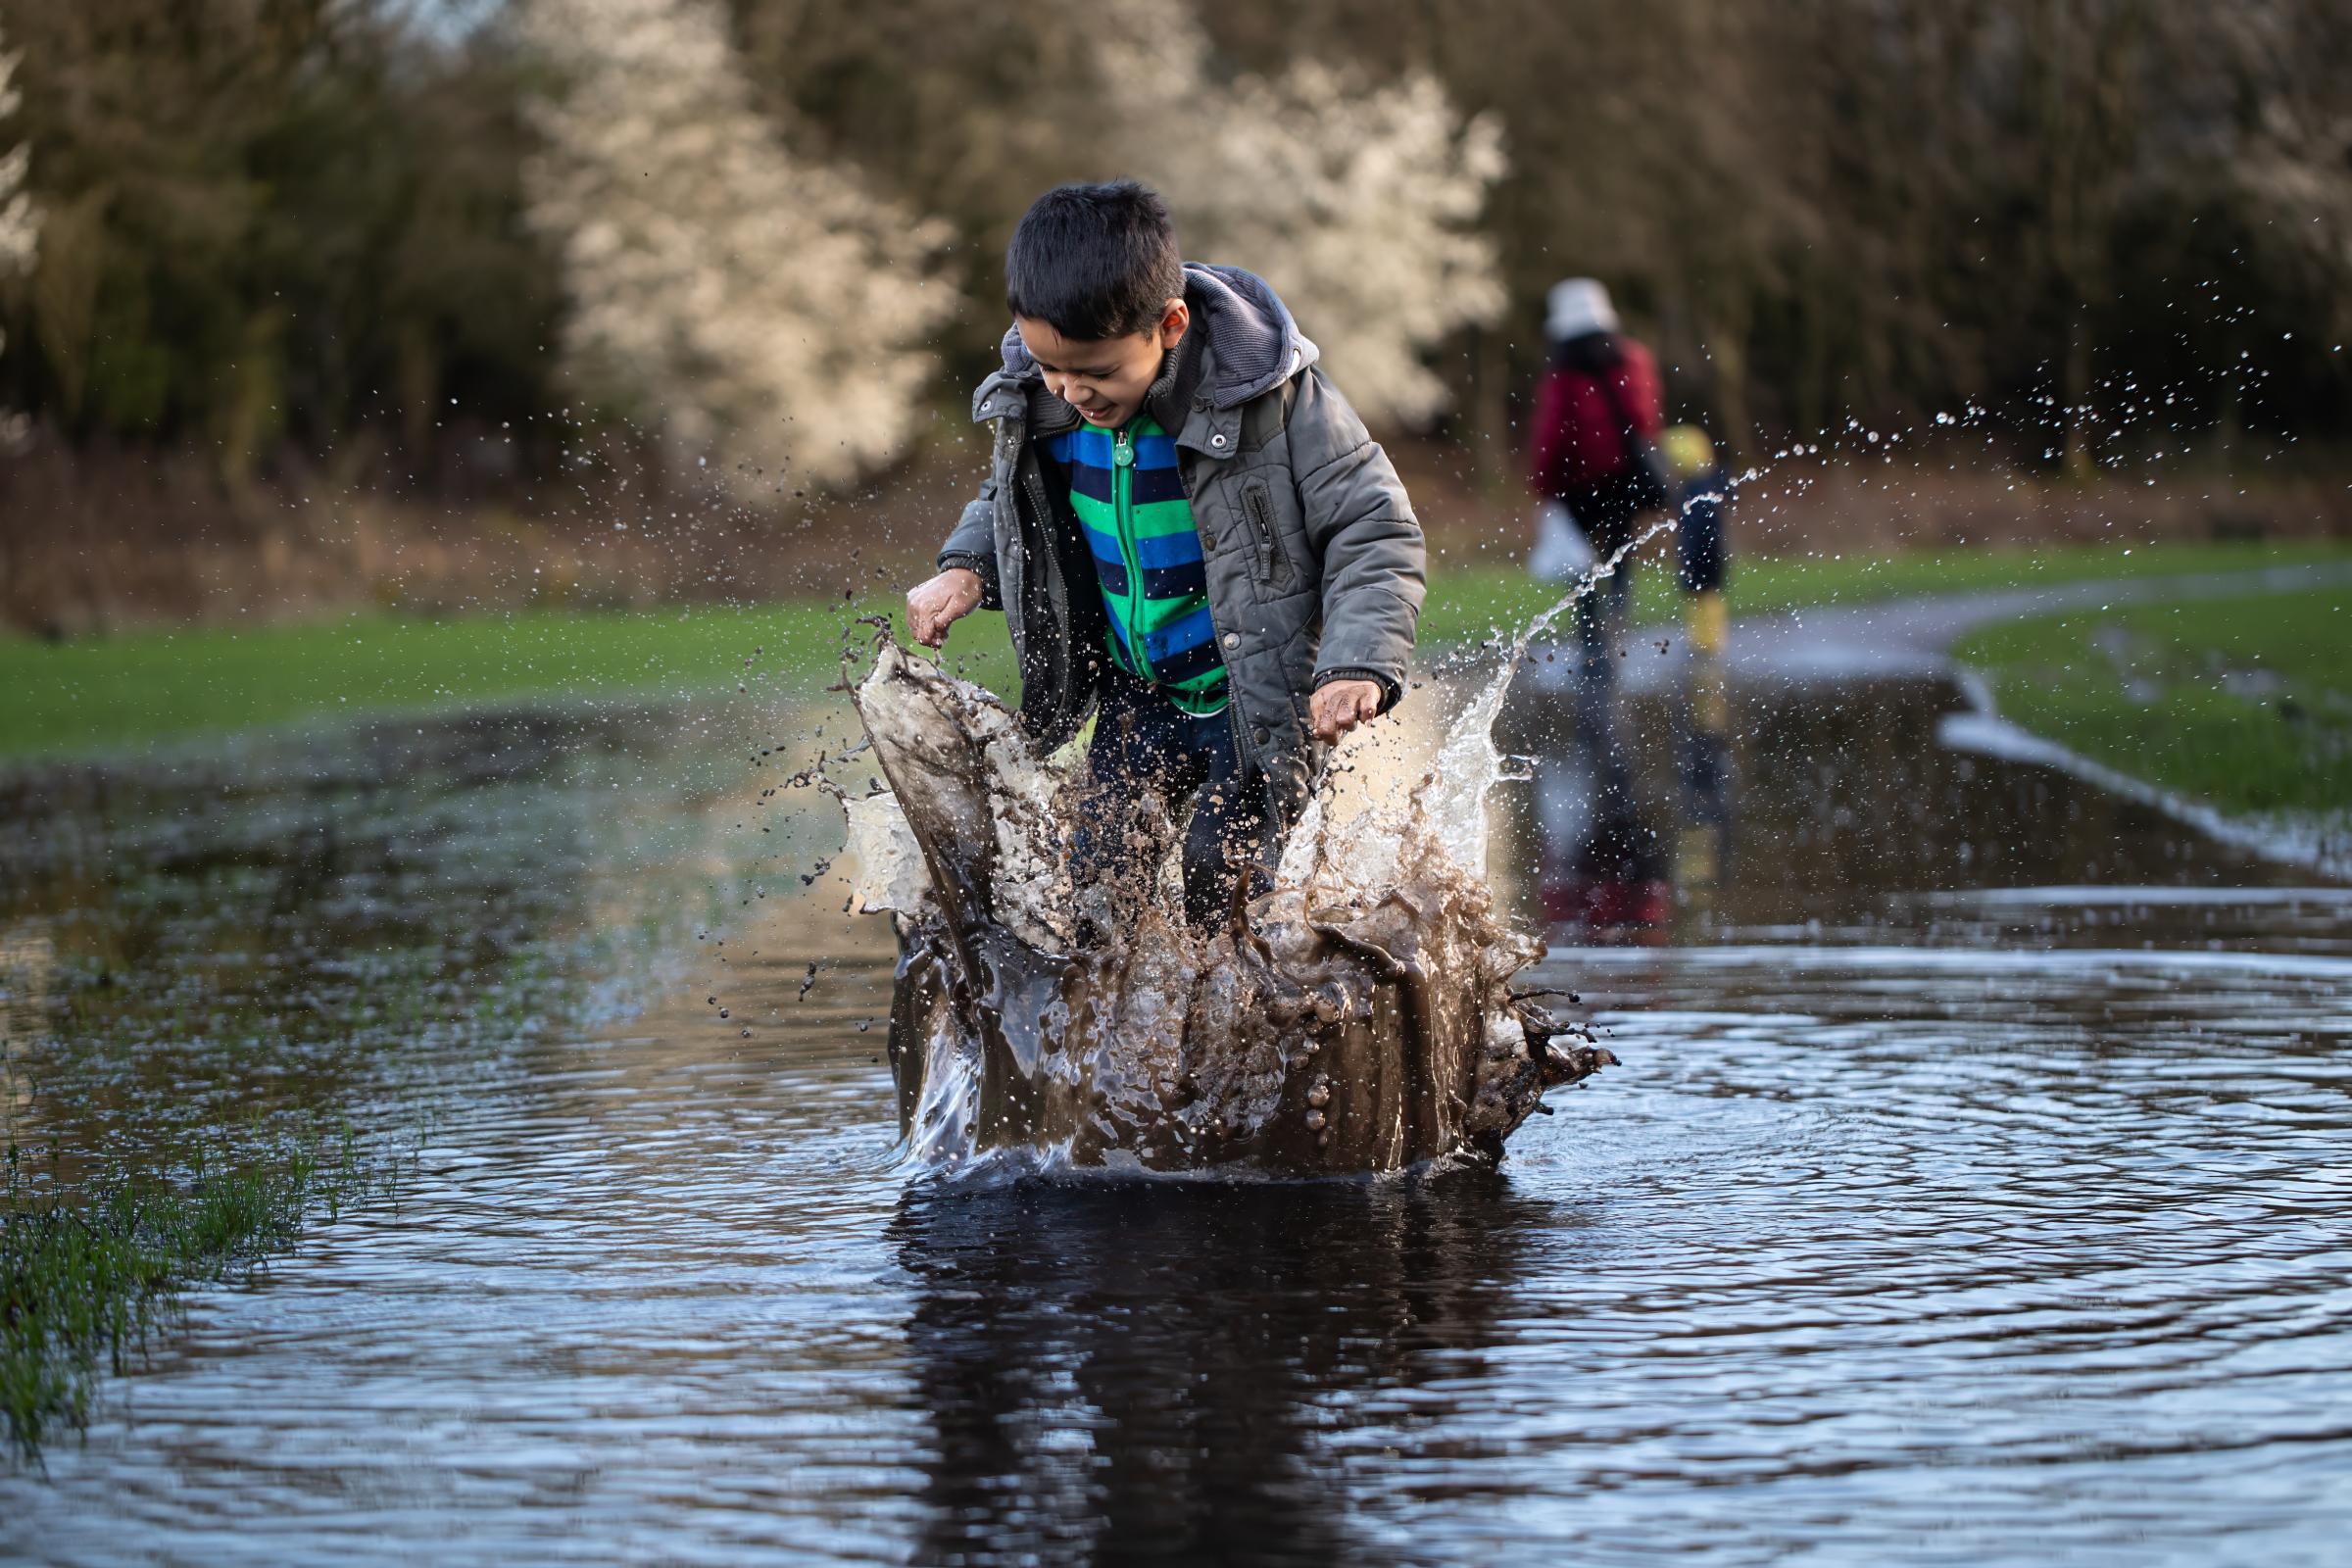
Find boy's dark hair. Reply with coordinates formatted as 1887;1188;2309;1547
1004;181;1185;342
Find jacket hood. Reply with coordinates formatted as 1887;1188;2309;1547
975;262;1319;420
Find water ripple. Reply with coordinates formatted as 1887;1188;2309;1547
2;935;2342;1567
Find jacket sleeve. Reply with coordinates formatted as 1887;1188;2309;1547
1288;367;1426;710
1620;341;1666;441
1526;368;1570;499
936;463;1004;612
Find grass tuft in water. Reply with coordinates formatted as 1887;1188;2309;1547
1;1119;368;1464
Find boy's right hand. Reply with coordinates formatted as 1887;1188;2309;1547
906;567;984;648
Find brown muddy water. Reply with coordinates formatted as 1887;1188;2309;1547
3;666;2350;1566
854;640;1606;1174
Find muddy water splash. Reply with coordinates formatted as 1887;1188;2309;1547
842;534;1676;1173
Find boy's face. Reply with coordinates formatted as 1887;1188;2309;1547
1016;300;1189;430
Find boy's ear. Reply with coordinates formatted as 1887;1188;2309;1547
1155;298;1191;351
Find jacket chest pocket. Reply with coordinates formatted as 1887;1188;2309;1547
1240;476;1296;594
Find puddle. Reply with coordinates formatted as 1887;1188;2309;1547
3;658;2348;1563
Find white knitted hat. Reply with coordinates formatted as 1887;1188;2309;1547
1545;277;1620;340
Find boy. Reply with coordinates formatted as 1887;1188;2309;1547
905;181;1426;929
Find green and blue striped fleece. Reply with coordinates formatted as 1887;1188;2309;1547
1045;414;1229;715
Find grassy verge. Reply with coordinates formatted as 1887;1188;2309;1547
0;600;903;763
1414;536;2352;648
1954;586;2352;816
2;1123;374;1462
6;538;2347;762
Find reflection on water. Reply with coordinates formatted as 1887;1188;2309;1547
1497;658;2335;954
0;707;777;1176
5;668;2351;1565
897;1172;1543;1566
1513;602;1732;945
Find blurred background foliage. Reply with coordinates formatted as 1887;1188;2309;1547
0;0;2348;631
2;0;553;468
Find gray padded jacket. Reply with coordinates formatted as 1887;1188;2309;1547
936;263;1427;823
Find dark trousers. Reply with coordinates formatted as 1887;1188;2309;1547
1557;473;1648;752
1560;471;1649;560
1570;564;1634;763
1075;673;1274;929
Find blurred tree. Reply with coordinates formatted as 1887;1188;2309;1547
1092;0;1507;426
518;0;958;498
1200;0;1825;456
1201;0;2352;457
0;0;555;483
0;0;2343;518
1792;0;2162;472
2184;1;2352;433
0;23;42;355
729;0;1113;394
732;0;1506;428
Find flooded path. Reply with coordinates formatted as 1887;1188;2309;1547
5;664;2350;1564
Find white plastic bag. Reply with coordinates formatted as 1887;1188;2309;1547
1527;501;1595;583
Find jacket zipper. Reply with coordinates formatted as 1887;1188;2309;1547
1113;425;1152;682
1244;482;1281;585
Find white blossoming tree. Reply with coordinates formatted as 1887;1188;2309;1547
517;0;957;497
0;24;44;353
2227;93;2352;342
1095;7;1506;427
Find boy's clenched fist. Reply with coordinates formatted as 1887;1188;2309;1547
906;566;983;647
1309;678;1385;744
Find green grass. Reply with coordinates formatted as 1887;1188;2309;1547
0;600;909;762
2;1124;369;1462
1955;586;2352;816
1415;536;2352;649
6;539;2347;762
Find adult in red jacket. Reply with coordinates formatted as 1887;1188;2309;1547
1526;278;1665;560
1524;277;1666;881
